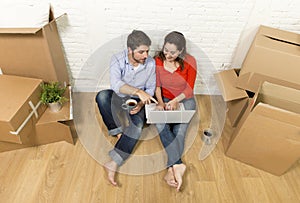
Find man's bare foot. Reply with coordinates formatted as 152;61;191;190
173;163;186;192
164;167;178;188
116;133;122;140
104;161;118;186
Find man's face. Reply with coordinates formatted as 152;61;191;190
129;45;149;64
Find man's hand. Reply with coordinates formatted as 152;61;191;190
129;101;143;115
135;89;158;104
119;84;158;104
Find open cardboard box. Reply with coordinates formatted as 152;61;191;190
0;8;76;153
236;72;300;93
215;68;300;127
214;25;300;175
239;25;300;87
215;25;300;127
0;8;69;84
214;69;251;127
0;75;46;144
34;86;75;145
225;82;300;176
215;69;300;175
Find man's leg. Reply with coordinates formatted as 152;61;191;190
106;105;145;185
95;89;123;136
104;160;118;186
109;106;145;165
96;90;128;186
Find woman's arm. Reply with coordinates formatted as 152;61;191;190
155;86;165;110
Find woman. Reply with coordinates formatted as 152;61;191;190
154;31;197;191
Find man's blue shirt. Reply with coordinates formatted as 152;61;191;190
110;49;156;98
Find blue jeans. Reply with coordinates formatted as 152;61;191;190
95;89;145;166
155;97;196;167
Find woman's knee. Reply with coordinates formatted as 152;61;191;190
155;123;167;132
183;97;196;110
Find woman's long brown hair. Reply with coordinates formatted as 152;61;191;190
157;31;187;71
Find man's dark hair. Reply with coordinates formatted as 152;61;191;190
127;30;151;51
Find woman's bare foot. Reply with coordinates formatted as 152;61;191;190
173;164;186;192
104;161;118;186
164;167;178;188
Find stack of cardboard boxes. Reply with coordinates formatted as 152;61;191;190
0;9;75;153
215;25;300;176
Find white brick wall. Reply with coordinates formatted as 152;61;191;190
1;0;300;94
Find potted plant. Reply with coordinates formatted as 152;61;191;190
40;81;68;112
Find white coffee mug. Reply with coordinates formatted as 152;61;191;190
121;99;137;110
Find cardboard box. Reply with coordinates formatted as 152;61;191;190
215;69;300;127
239;25;300;87
214;69;250;127
236;71;300;93
34;86;75;145
0;8;76;153
215;69;300;175
0;87;75;153
0;75;45;144
215;25;300;175
0;9;69;84
225;82;300;175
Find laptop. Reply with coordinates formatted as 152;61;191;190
145;103;196;124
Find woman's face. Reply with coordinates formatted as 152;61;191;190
163;42;182;62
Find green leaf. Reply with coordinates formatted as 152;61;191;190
40;81;68;104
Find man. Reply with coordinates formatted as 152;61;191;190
95;30;157;186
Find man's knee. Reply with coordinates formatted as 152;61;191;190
124;122;144;140
96;90;112;105
135;120;145;129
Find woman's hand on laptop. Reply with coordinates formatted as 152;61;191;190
155;103;165;111
165;99;179;111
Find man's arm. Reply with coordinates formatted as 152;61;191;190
119;84;157;104
110;52;157;104
110;54;126;95
138;58;157;104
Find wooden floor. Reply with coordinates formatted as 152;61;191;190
0;94;300;203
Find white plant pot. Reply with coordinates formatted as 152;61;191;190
48;102;62;112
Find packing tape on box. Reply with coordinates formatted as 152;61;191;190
10;100;41;135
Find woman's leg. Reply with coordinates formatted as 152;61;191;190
170;97;196;191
